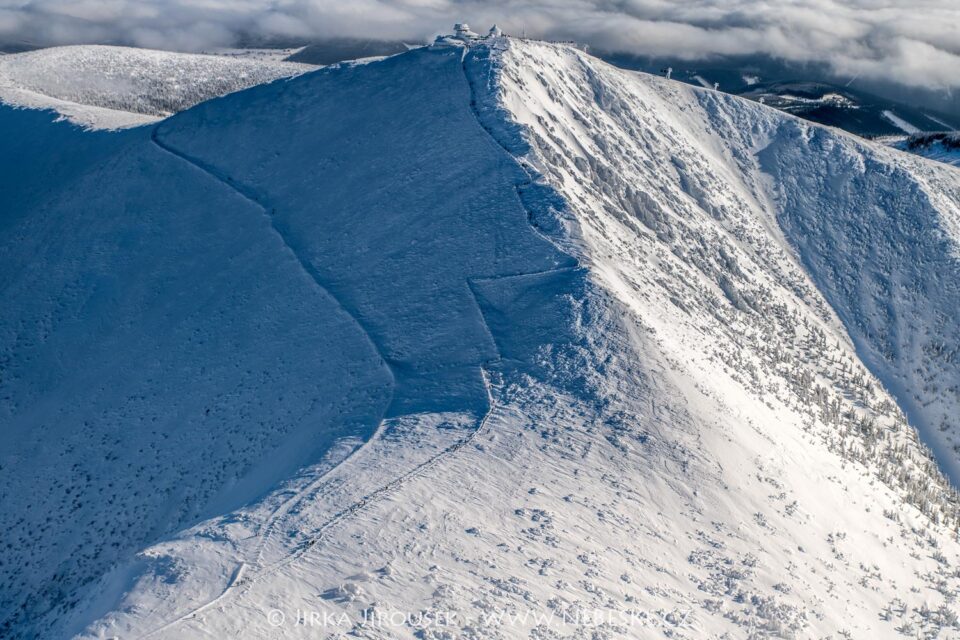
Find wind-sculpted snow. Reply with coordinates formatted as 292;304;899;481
0;45;311;129
757;126;960;483
496;38;960;504
7;38;960;640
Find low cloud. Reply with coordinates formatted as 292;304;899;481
2;0;959;91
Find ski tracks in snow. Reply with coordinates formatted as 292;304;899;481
241;366;500;585
138;369;499;640
247;417;390;571
141;126;401;640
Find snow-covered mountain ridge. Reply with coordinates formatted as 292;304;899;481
4;37;960;638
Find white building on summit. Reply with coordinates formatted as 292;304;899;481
435;24;504;46
453;23;479;40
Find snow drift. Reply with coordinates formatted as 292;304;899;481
4;37;960;639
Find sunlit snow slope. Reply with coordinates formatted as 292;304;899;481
0;45;310;129
5;38;960;639
494;41;960;484
888;133;960;168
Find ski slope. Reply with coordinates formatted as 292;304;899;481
0;45;311;129
4;37;960;639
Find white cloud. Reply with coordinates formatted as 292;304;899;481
2;0;959;91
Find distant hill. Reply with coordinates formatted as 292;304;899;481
0;45;310;129
598;52;959;138
285;38;412;65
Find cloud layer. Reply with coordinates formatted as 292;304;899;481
2;0;959;91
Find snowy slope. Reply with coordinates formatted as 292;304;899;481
493;41;960;483
886;133;960;168
5;37;960;639
0;45;311;129
0;104;393;636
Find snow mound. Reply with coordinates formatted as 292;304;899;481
0;45;311;129
5;37;960;639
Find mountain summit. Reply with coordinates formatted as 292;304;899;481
4;36;960;639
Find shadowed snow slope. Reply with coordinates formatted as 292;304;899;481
5;39;960;639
